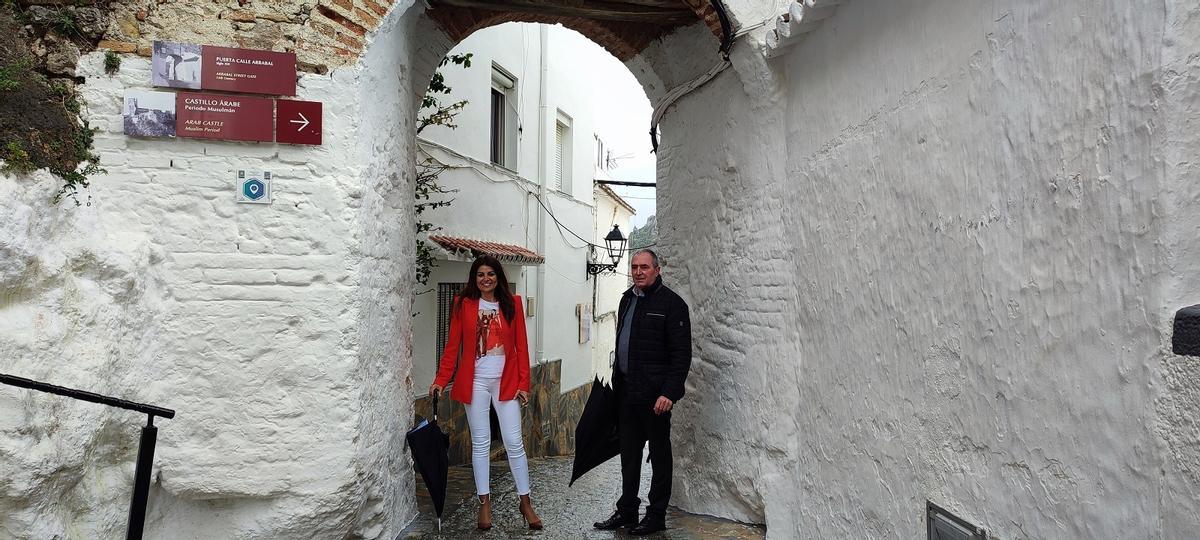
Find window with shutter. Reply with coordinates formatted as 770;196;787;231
490;89;504;166
554;121;565;191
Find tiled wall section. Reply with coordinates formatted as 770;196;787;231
412;359;590;466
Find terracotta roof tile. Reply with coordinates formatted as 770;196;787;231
428;235;545;265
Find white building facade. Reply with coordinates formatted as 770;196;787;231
411;22;637;399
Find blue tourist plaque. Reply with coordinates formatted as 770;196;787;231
236;170;271;204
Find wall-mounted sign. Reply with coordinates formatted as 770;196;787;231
276;100;323;145
176;92;274;142
236;170;272;204
202;45;297;96
153;41;297;96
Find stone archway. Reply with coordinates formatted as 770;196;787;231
356;1;746;535
341;0;795;534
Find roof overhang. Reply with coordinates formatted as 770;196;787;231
427;234;545;266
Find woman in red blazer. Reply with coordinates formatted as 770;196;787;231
429;255;541;530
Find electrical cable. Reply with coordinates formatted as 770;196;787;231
647;0;740;152
650;59;731;152
418;139;639;254
711;0;735;57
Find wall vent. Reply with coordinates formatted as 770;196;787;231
927;501;986;540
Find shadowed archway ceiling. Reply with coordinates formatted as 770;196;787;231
425;0;719;60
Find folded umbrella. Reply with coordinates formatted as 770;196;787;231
570;377;621;486
407;394;450;530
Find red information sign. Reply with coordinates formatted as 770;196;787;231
175;92;274;142
201;45;297;96
276;100;323;145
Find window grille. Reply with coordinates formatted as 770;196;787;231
436;283;465;365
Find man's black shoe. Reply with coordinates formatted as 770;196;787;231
593;511;638;530
629;516;667;536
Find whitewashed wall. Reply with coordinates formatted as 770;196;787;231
0;4;421;537
661;0;1200;538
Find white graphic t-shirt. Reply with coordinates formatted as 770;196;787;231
475;299;506;379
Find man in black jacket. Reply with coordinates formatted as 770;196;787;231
593;249;692;536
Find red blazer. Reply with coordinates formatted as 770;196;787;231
434;295;531;404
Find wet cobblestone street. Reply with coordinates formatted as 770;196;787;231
399;455;766;539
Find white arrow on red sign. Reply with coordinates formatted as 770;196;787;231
289;112;310;132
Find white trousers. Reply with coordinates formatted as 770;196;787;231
465;376;530;496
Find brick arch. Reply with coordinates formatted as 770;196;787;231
426;9;663;61
424;6;717;62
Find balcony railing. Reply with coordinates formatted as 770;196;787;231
0;373;175;540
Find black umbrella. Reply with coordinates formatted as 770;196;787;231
570;377;621;486
407;394;450;530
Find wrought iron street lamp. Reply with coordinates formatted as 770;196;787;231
587;225;627;277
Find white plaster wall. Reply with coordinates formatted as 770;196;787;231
1158;0;1200;532
419;22;542;178
536;188;595;389
0;3;422;537
662;0;1200;538
591;187;634;380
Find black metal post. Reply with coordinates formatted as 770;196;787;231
126;415;158;540
0;374;173;540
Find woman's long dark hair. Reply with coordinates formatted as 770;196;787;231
455;255;516;321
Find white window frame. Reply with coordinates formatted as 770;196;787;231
490;64;518;169
554;111;573;193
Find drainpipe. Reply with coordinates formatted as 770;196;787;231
534;24;549;366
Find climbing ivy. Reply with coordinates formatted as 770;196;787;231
0;3;105;206
413;53;471;287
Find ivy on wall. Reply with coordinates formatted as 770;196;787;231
413;53;471;288
0;2;108;205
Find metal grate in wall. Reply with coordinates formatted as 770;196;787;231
927;501;986;540
436;283;465;365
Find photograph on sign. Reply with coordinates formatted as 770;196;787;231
236;170;272;204
123;90;176;137
202;45;297;96
152;41;202;89
176;92;274;142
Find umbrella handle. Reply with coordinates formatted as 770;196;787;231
432;393;439;422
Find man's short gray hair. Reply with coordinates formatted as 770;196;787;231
632;249;660;268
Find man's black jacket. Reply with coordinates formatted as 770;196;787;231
614;276;692;406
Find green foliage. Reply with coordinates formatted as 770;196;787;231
50;9;77;36
50;80;80;113
417;53;471;134
0;0;103;205
104;50;120;75
50;119;103;206
413;53;471;286
2;140;35;174
413;159;457;286
0;58;29;91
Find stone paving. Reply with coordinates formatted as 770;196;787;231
399;455;766;539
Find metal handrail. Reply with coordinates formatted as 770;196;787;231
0;374;175;418
0;372;175;540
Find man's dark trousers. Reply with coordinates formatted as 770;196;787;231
615;374;672;520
